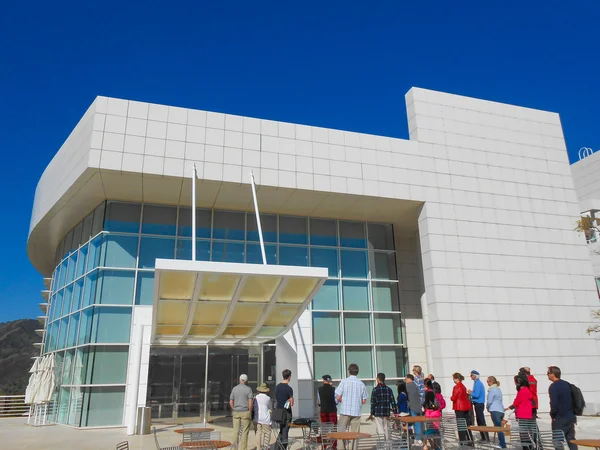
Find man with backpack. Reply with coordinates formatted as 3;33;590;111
547;366;578;450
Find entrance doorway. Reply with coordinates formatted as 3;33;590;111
147;346;267;420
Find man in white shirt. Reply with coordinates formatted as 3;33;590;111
335;363;368;449
254;383;273;449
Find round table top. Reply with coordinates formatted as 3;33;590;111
468;426;508;433
326;432;371;440
570;440;600;448
393;416;428;423
174;428;214;434
179;440;231;449
290;423;310;428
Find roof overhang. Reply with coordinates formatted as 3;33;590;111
151;259;328;346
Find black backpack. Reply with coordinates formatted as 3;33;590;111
569;383;585;416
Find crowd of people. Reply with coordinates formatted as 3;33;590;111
227;364;579;450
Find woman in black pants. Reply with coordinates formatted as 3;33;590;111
450;373;474;446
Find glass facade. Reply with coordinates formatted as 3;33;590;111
44;200;407;426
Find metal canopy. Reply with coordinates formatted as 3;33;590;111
151;258;327;346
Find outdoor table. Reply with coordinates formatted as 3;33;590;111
326;432;371;440
570;440;600;450
179;440;231;449
392;416;428;424
468;426;509;444
174;428;214;434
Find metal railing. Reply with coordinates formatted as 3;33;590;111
0;395;29;418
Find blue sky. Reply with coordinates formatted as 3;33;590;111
1;1;599;322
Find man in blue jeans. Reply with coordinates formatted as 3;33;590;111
405;374;423;444
468;370;490;443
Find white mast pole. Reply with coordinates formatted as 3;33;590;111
192;164;197;261
249;171;267;265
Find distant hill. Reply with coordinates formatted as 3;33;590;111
0;319;41;395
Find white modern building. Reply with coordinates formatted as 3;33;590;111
571;148;600;281
28;88;600;428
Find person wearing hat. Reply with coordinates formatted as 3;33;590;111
318;375;338;431
230;374;253;450
467;370;490;442
254;383;273;449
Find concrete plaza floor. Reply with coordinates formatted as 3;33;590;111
0;415;599;450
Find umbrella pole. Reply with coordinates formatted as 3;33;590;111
203;344;209;425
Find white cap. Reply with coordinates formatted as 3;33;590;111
239;374;248;382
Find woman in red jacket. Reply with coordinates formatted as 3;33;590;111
450;373;474;445
506;375;535;450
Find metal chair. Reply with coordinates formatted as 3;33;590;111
319;422;338;450
509;420;539;450
257;424;273;450
116;442;129;450
153;427;181;450
538;430;567;450
272;423;298;450
356;437;383;450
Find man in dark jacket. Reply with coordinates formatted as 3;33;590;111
547;366;577;450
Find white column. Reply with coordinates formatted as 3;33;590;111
124;306;153;434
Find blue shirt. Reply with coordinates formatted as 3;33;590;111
414;375;425;404
471;378;485;404
486;386;504;412
335;375;368;417
397;392;409;413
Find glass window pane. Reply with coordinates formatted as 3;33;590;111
312;280;340;310
87;235;103;272
279;216;307;244
82;271;98;309
247;213;277;243
81;387;126;427
72;348;89;385
342;281;369;311
62;284;74;316
72;222;83;251
345;347;374;379
91;202;106;237
374;314;404;345
68;387;83;426
372;282;400;311
63;231;74;258
104;202;140;233
53;290;64;321
57;387;71;424
279;246;308;267
58;315;70;349
175;239;210;261
310;218;338;246
96;270;135;305
212;242;245;263
66;252;78;285
135;271;155;305
58;259;69;289
341;250;368;278
101;235;138;268
177;207;212;238
142;205;177;236
67;313;80;348
85;346;129;384
78;308;93;345
370;251;397;280
246;244;277;265
76;245;89;279
367;223;395;250
314;347;342;380
139;237;175;268
91;306;132;343
62;349;75;386
361;381;374;414
339;221;366;248
72;278;84;312
312;312;341;344
376;347;407;379
310;248;339;277
213;211;245;240
81;212;94;245
344;313;371;344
